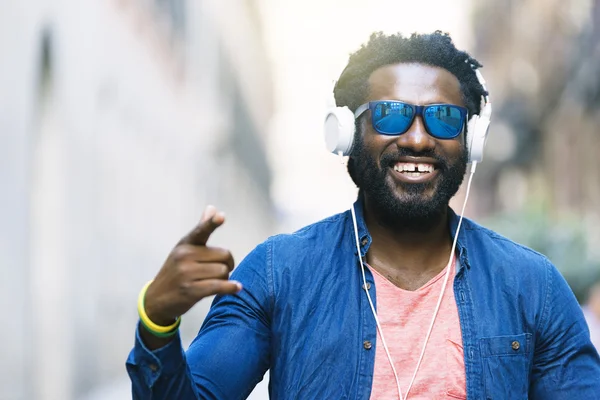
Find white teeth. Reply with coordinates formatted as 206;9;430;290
394;162;434;173
417;164;433;173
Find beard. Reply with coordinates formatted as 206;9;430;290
349;136;468;231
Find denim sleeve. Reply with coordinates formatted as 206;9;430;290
529;260;600;399
126;241;272;400
126;328;198;399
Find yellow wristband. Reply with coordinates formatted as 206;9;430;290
137;280;181;334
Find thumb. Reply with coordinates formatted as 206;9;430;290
181;205;225;246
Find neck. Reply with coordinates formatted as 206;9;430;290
363;198;453;277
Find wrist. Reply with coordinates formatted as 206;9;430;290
144;302;177;327
138;321;178;350
137;281;181;337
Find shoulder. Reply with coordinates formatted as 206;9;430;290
460;219;574;331
234;210;350;271
461;217;553;275
231;211;353;298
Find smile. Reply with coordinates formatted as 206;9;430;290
391;162;439;183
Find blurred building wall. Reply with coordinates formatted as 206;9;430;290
469;0;600;296
0;1;275;399
470;0;600;221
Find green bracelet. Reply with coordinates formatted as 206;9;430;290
139;317;181;338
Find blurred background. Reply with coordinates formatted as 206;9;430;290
1;0;599;399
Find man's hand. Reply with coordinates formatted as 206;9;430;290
140;205;240;348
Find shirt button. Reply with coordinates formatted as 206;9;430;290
363;340;372;350
149;363;159;372
361;237;368;246
362;283;371;290
511;341;520;351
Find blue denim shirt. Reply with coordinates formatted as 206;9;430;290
127;201;600;399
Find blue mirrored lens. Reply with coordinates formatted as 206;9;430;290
423;105;464;138
372;101;414;135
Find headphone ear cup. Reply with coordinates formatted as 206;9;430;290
466;115;479;163
324;106;356;156
467;102;492;163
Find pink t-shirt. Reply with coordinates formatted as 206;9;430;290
368;257;466;399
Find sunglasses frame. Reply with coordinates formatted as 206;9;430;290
354;100;468;140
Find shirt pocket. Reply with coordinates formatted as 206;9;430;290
480;333;532;400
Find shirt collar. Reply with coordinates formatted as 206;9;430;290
447;207;471;270
350;198;471;269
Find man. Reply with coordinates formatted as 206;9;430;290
126;32;600;399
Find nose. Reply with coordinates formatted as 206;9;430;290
395;115;436;153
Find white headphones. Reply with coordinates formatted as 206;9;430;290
324;64;492;163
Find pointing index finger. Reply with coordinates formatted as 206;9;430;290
180;205;226;246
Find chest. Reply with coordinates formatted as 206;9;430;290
269;261;536;400
369;263;466;399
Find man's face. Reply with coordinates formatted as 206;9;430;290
351;62;468;229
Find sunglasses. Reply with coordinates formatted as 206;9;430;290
354;100;468;140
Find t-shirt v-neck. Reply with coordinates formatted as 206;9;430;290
367;256;467;399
